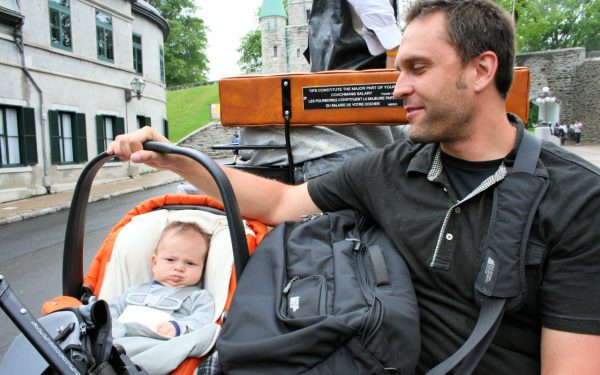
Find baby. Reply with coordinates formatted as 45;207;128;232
109;221;214;337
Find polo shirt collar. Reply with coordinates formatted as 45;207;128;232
405;114;546;183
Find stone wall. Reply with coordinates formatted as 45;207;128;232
574;59;600;143
516;48;600;144
177;122;239;159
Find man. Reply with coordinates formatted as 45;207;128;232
110;0;600;373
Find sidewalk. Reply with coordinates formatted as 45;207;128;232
1;145;599;226
0;169;184;226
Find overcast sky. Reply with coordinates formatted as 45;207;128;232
196;0;263;81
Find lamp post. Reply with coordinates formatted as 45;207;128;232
535;86;556;125
124;77;146;102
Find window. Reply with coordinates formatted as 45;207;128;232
0;106;37;167
96;9;114;62
49;110;87;164
96;115;124;154
306;9;311;23
48;0;72;51
159;46;165;84
136;115;151;129
274;45;278;57
296;48;300;58
132;33;143;75
162;119;169;139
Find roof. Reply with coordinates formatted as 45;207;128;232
132;0;170;39
259;0;287;19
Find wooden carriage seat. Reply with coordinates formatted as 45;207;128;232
215;67;530;182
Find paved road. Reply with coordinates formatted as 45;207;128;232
0;182;179;360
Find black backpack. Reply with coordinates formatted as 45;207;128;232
217;132;548;374
217;209;421;374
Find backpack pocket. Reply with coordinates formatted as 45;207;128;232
281;275;327;319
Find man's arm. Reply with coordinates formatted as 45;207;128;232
108;127;321;226
541;327;600;374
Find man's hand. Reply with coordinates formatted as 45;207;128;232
156;321;177;337
107;126;182;171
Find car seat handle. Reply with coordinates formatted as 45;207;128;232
62;143;249;298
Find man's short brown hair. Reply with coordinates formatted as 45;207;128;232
405;0;515;98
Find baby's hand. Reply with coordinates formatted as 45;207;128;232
156;321;176;337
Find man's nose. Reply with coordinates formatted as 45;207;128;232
393;73;413;99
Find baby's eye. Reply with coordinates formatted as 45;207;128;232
164;258;174;262
185;261;197;267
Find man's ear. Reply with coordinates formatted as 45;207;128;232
472;51;498;93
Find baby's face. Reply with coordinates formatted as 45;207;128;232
152;229;208;288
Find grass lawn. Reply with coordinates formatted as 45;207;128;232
166;83;219;142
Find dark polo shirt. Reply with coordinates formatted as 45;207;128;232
308;125;600;374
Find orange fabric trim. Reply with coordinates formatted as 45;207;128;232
41;296;82;314
170;357;202;375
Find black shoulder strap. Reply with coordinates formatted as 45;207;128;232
427;131;549;375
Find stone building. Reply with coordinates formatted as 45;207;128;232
0;0;169;203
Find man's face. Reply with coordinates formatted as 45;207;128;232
393;12;475;144
151;228;208;288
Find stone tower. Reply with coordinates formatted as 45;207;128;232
259;0;289;73
286;0;312;72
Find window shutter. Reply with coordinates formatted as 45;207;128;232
163;119;169;139
115;116;125;136
75;113;87;162
95;115;105;154
22;107;38;165
48;110;60;164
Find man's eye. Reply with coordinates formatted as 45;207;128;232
412;65;425;73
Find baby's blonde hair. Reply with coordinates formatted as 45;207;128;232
156;221;210;254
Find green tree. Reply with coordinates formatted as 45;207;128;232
495;0;600;52
238;29;262;74
149;0;209;85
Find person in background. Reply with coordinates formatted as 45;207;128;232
573;119;584;145
230;133;240;164
238;0;406;182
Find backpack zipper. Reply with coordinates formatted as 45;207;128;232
282;276;300;294
349;237;386;346
361;297;384;345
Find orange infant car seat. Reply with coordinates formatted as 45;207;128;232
42;143;268;374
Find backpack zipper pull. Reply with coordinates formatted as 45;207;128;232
346;237;364;252
301;213;323;223
283;276;300;294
